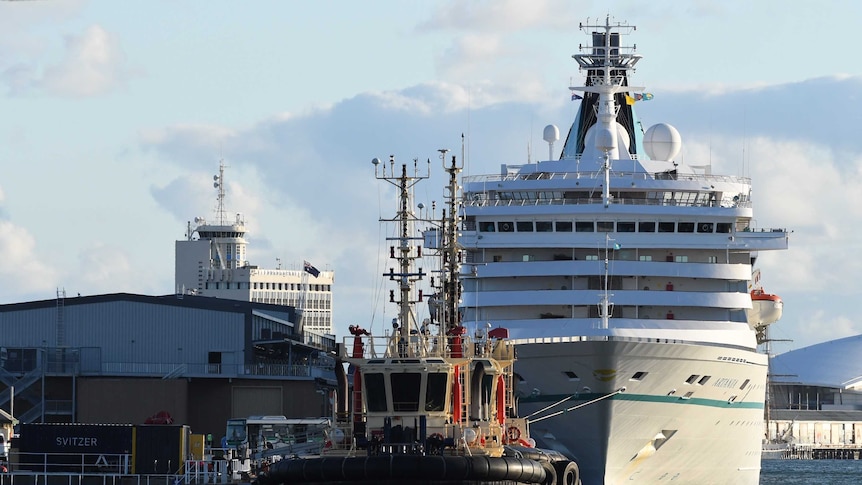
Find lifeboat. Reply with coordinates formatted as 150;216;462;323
747;288;783;326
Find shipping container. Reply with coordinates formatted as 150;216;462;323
132;425;190;475
17;423;133;473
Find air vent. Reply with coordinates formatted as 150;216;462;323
630;371;648;381
697;375;711;386
685;375;699;384
564;371;580;381
740;379;750;390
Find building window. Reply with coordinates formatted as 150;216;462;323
575;221;594;232
638;221;656;232
556;221;573;232
658;222;675;233
678;222;695;233
536;221;553;232
617;222;636;232
698;222;714;233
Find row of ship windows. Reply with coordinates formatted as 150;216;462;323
204;282;332;292
561;370;751;391
495;254;704;262
477;220;733;234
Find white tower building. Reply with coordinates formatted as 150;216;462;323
175;162;335;335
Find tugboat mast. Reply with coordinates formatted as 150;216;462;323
373;155;430;347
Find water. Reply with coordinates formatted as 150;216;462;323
760;459;862;484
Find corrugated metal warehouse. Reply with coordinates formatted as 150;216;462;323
0;293;337;441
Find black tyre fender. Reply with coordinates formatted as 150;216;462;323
554;460;579;485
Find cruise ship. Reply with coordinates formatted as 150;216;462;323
456;18;789;484
175;162;335;335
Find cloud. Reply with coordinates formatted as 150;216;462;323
0;220;58;298
3;24;134;97
419;0;578;33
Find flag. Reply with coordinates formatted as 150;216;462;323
633;93;643;101
643;92;654;100
304;260;320;277
571;93;583;101
625;95;636;105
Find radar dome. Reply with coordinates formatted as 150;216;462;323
543;124;559;143
643;123;682;161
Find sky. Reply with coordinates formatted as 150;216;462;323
1;0;861;355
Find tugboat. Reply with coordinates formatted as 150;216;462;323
258;152;580;484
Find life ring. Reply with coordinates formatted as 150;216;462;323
506;426;521;442
500;223;511;231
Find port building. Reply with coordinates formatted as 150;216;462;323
767;334;862;451
0;292;337;441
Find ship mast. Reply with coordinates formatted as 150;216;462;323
439;149;463;332
374;155;430;349
572;16;642;206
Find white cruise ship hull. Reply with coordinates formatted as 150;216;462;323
514;339;766;484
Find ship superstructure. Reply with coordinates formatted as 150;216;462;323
456;17;789;484
175;162;334;335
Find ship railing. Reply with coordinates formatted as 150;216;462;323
341;334;479;360
100;362;322;379
463;196;751;209
10;451;132;475
462;169;750;185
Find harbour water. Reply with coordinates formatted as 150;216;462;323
760;459;862;484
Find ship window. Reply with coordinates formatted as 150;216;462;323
480;222;496;232
674;255;689;263
555;221;573;232
536;221;553;232
617;222;635;232
499;222;514;232
425;372;448;412
364;373;388;412
575;221;595;232
638;221;656;232
708;256;718;263
564;371;580;381
597;221;614;232
716;223;732;233
516;221;534;232
639;255;652;261
697;375;711;385
678;222;695;233
493;255;503;262
697;222;714;233
740;379;750;390
585;255;599;261
630;371;648;381
658;222;675;233
685;374;699;384
391;372;422;412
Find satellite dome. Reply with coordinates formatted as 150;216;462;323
543;124;560;143
643;123;682;161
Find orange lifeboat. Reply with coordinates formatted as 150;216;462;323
747;288;783;326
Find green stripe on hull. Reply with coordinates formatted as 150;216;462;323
521;393;763;409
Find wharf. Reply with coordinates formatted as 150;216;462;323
776;444;862;460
